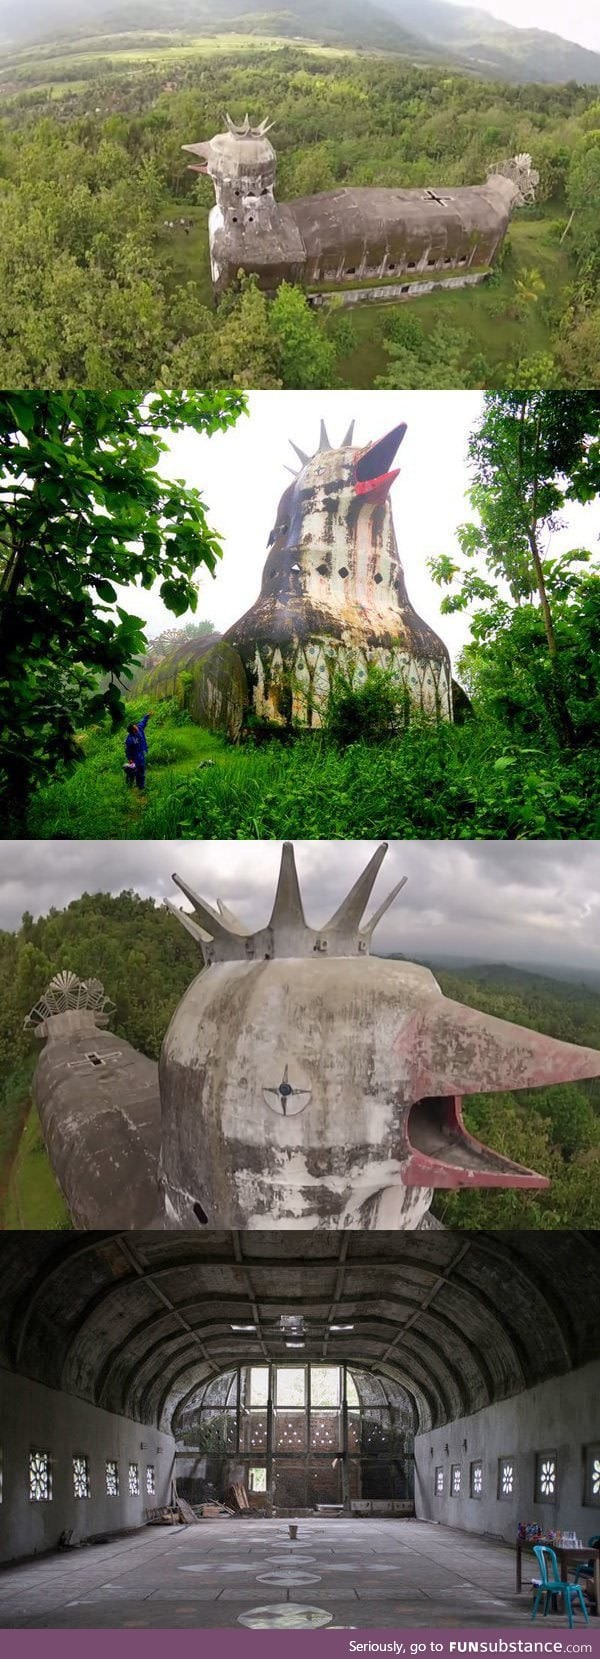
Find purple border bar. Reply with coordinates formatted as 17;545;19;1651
1;1631;599;1659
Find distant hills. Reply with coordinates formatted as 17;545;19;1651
1;0;600;84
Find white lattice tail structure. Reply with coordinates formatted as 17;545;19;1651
24;971;115;1031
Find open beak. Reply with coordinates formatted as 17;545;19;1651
403;1094;550;1190
395;996;600;1191
182;141;211;175
355;423;407;499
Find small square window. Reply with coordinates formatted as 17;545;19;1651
584;1445;600;1507
470;1460;483;1498
535;1451;557;1503
249;1466;267;1492
435;1465;444;1495
73;1455;90;1499
106;1460;119;1496
29;1449;52;1502
451;1464;461;1496
146;1465;155;1495
128;1462;140;1496
498;1457;515;1499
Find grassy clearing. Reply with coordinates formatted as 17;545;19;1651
26;702;600;841
2;1108;70;1230
333;217;574;385
0;33;358;92
27;701;230;839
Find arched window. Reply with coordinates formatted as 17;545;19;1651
175;1365;414;1511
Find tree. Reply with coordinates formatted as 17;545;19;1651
0;390;246;823
429;392;600;743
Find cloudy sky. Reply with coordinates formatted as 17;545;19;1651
1;840;598;972
448;0;600;51
114;392;600;675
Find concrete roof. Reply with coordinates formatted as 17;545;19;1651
0;1232;598;1436
291;184;509;260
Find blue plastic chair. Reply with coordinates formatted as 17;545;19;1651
573;1535;600;1584
531;1545;589;1628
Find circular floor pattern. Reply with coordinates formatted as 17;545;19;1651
257;1571;322;1586
176;1563;257;1574
238;1603;333;1629
265;1556;318;1565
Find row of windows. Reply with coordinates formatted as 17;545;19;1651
435;1447;600;1508
24;1451;155;1504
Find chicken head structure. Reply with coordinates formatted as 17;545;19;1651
175;419;454;736
158;844;600;1230
27;847;600;1232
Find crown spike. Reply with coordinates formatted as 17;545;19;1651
324;844;389;935
269;842;307;931
290;440;310;467
171;873;247;940
165;899;213;948
360;876;408;944
342;420;355;447
318;420;331;453
217;897;247;930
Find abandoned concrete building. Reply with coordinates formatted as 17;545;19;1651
183;116;539;304
26;845;600;1233
0;1230;598;1629
144;420;456;733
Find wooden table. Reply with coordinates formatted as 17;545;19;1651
516;1539;600;1612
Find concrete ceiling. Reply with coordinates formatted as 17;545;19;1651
0;1232;598;1435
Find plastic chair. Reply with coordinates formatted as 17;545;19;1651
531;1545;589;1628
573;1535;600;1583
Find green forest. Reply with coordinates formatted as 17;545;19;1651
1;38;600;385
2;390;598;842
0;888;598;1229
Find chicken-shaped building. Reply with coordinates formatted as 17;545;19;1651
183;115;538;302
27;848;600;1233
147;418;454;735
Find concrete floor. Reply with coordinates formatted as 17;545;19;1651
1;1518;597;1629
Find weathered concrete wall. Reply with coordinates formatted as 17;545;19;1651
310;271;488;308
414;1359;600;1544
0;1369;175;1563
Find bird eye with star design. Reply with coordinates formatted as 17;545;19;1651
263;1064;312;1118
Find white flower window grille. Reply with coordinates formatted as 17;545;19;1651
593;1457;600;1498
146;1465;155;1495
471;1462;483;1496
128;1462;140;1496
539;1457;556;1498
106;1460;119;1496
435;1467;444;1495
73;1456;90;1498
500;1460;514;1497
451;1465;461;1495
29;1450;52;1502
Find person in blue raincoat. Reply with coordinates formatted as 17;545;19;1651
124;713;153;790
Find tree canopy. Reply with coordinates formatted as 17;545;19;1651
0;390;246;823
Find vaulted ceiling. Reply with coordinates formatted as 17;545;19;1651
0;1232;598;1435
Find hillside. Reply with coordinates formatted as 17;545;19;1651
0;893;598;1229
1;0;600;82
381;0;600;83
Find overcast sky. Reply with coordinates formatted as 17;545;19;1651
112;392;600;675
1;839;598;972
448;0;600;52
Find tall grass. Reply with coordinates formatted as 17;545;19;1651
26;710;600;840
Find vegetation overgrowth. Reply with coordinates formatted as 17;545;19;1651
25;702;600;840
0;891;598;1228
1;40;599;384
11;390;599;843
